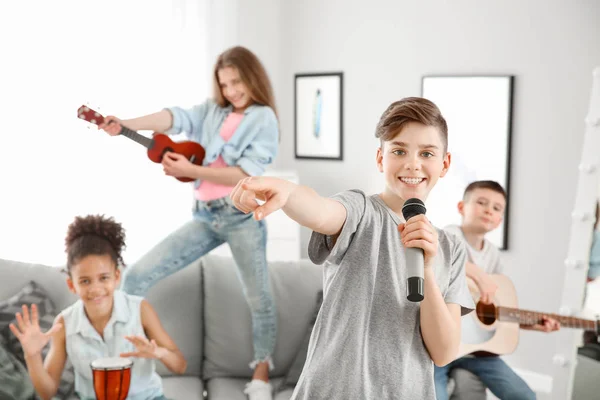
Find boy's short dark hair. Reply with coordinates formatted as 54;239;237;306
375;97;448;152
463;180;507;200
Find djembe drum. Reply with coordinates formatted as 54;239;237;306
91;357;133;400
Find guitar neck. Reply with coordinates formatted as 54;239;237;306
120;126;153;149
498;306;598;331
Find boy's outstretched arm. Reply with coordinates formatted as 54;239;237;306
230;176;347;236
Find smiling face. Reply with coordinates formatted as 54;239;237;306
67;254;120;316
377;121;450;205
458;188;506;234
217;66;252;112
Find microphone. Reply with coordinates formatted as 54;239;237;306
402;198;427;302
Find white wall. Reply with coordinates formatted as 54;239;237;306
232;0;600;398
208;0;284;167
0;0;210;266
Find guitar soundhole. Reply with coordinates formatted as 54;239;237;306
476;302;497;326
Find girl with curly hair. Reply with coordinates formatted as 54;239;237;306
9;215;186;400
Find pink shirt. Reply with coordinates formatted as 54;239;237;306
196;112;244;201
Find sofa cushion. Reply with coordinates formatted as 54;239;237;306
206;377;285;400
162;376;204;400
202;255;322;379
277;290;322;391
0;281;76;399
0;258;78;312
144;258;203;377
274;388;295;400
0;334;36;400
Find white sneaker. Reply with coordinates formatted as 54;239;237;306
244;379;273;400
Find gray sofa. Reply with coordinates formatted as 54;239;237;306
0;254;323;400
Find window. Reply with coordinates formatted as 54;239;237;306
0;0;209;266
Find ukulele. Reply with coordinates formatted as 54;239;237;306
77;105;206;183
458;274;600;358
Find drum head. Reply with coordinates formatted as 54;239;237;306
91;357;133;370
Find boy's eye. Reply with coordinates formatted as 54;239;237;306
421;151;433;158
392;150;405;156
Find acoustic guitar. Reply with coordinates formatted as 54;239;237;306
458;274;599;358
77;105;205;183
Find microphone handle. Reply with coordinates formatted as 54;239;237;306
405;247;425;302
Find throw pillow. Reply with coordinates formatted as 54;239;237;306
0;333;36;400
0;281;75;399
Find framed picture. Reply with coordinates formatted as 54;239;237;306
422;75;514;250
294;72;343;160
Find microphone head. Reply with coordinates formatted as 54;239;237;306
402;198;426;221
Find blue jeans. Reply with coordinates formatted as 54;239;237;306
121;196;277;367
434;356;536;400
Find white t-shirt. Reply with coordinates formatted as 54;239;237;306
444;224;504;354
444;224;503;275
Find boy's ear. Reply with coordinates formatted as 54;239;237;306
439;152;451;177
457;200;465;216
115;268;121;285
66;277;76;294
376;147;384;173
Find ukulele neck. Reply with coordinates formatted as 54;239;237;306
120;126;153;149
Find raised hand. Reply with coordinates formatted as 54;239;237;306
9;304;62;359
230;176;296;220
97;115;123;136
399;214;439;267
120;335;167;360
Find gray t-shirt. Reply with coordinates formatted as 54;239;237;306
444;224;503;274
291;190;475;400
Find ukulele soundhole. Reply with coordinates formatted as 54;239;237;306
476;302;497;326
161;147;174;160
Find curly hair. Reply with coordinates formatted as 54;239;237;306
65;214;126;273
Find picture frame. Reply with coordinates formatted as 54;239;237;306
421;75;514;250
294;72;343;160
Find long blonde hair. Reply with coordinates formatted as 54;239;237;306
213;46;278;118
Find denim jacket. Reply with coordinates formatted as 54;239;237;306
165;99;279;189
